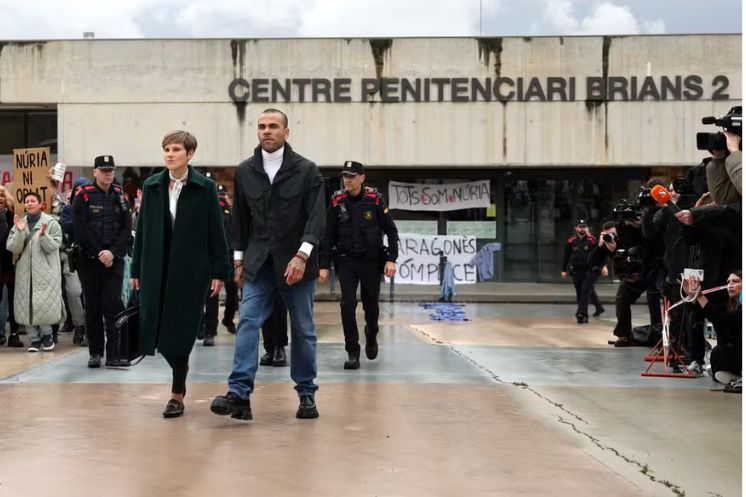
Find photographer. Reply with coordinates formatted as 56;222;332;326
643;180;706;372
600;182;666;347
561;220;603;323
699;106;742;203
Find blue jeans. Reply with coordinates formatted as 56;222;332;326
228;260;318;399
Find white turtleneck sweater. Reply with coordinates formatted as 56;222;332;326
234;146;313;262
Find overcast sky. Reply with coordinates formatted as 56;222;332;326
0;0;740;39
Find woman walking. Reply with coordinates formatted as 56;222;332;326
131;131;230;418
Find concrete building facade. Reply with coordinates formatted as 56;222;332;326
0;35;740;283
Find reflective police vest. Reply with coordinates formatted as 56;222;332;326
331;187;384;257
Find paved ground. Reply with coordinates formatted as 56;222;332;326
0;302;740;497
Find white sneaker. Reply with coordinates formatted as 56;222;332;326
715;371;740;385
686;361;703;375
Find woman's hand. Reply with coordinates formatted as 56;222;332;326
13;215;25;231
39;223;47;236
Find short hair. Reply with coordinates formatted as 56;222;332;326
260;108;288;127
162;130;198;153
646;176;666;189
24;192;41;202
602;221;616;231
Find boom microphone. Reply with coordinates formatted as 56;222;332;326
651;185;680;212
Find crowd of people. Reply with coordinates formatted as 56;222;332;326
562;129;741;392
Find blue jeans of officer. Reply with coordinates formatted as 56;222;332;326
228;259;318;399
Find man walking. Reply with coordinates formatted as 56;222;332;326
211;109;325;421
561;219;603;324
318;161;399;369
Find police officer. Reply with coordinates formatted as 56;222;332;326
318;161;398;369
561;219;603;324
201;183;239;345
72;155;132;368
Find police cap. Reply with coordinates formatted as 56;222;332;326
94;155;116;170
341;160;365;176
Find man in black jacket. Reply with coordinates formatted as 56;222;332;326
211;108;325;421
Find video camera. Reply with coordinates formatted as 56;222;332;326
612;247;645;282
671;177;697;209
696;106;742;151
613;199;641;222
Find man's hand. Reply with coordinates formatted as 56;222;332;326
675;210;693;225
560;271;568;279
284;254;306;286
725;130;741;153
98;249;114;267
210;279;224;298
234;262;244;287
130;278;139;290
317;269;330;284
384;261;396;278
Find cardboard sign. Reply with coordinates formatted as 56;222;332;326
12;147;52;217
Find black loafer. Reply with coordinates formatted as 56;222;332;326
163;399;185;418
344;351;360;370
365;334;378;360
203;335;215;346
296;395;319;419
210;392;252;420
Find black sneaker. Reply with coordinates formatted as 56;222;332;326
576;313;588;324
272;346;287;366
41;335;55;351
296;395;319;419
203;335;215;347
88;354;102;368
210;392;252;420
7;334;23;348
27;341;41;352
592;306;605;317
0;335;6;346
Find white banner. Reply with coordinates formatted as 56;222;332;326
388;180;491;211
389;234;477;285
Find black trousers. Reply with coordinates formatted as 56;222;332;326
613;278;662;339
78;259;124;358
710;344;741;378
162;354;189;395
1;280;19;334
572;270;601;316
262;292;288;354
223;280;239;323
338;256;381;354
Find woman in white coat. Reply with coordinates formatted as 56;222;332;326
7;192;63;352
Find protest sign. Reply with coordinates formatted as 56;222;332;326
389;234;477;285
388;180;490;211
12;147;52;216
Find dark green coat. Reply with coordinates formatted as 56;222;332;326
131;166;231;357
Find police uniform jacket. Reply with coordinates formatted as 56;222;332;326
71;182;132;272
561;234;597;274
319;186;399;269
231;143;325;286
